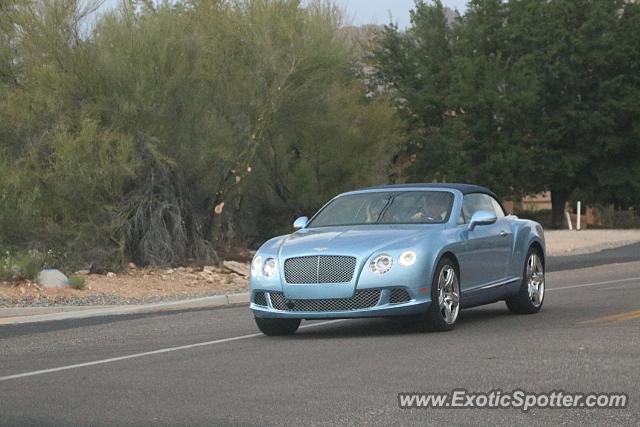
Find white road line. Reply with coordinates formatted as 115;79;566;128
548;276;640;292
1;275;639;383
0;319;344;382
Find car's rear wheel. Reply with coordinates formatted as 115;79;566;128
254;317;301;336
505;247;545;314
422;258;460;332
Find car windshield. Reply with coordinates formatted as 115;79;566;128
308;191;454;227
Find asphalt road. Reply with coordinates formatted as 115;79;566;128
1;251;639;426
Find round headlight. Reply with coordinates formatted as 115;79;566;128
398;251;416;266
251;255;262;276
369;254;393;275
263;258;277;278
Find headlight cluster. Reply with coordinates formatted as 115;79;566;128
369;251;416;274
263;258;277;278
251;255;262;276
369;254;393;275
251;255;278;278
398;250;417;266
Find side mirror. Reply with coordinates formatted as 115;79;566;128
293;216;309;230
469;210;497;231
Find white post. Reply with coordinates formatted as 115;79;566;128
565;211;573;230
577;201;581;231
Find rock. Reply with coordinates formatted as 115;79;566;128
165;269;174;274
37;269;69;288
223;261;250;277
203;265;216;273
106;272;116;278
128;262;137;269
75;269;90;275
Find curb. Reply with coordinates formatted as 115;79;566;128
0;292;250;326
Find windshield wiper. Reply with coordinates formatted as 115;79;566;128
375;196;396;223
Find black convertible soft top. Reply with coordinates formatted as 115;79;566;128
360;183;499;199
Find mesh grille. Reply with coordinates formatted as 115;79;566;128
269;290;380;312
389;288;411;304
253;291;267;306
284;256;356;284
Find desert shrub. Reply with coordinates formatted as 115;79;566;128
0;250;46;281
0;0;402;270
593;206;640;229
67;274;86;290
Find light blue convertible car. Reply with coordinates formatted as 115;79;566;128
249;183;545;335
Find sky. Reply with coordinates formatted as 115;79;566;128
333;0;468;28
100;1;468;29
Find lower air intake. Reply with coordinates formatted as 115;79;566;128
269;290;381;312
253;291;267;306
389;288;411;304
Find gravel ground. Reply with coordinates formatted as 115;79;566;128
0;290;238;308
544;229;640;255
0;265;249;308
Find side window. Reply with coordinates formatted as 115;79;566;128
462;193;497;222
490;197;506;218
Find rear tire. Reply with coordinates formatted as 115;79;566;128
254;317;301;336
421;257;460;332
506;247;545;314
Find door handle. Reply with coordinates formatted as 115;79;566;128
500;230;508;237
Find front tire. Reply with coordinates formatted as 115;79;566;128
254;317;301;336
422;258;460;332
506;247;545;314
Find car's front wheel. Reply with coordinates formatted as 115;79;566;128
422;258;460;332
505;247;545;314
254;317;301;336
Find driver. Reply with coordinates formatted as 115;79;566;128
411;197;446;222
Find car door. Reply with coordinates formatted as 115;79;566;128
457;193;513;291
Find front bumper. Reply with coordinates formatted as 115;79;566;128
251;288;430;319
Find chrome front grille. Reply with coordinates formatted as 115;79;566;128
283;256;356;284
269;290;380;312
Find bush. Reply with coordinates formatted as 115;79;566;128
0;250;46;281
592;206;640;229
67;275;86;290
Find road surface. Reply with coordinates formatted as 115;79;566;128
1;252;639;426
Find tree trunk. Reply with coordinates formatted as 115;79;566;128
550;188;570;229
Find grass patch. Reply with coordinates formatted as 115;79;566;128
67;275;86;290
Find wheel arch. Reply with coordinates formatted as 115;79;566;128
438;251;460;277
529;240;545;267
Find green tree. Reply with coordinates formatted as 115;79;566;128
373;0;640;227
507;0;640;225
0;0;403;269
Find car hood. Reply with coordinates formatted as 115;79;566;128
276;225;441;259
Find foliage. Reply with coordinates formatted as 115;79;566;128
0;250;46;281
67;274;86;289
0;0;401;269
373;0;640;227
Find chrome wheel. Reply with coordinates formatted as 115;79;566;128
526;253;545;307
437;265;460;324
